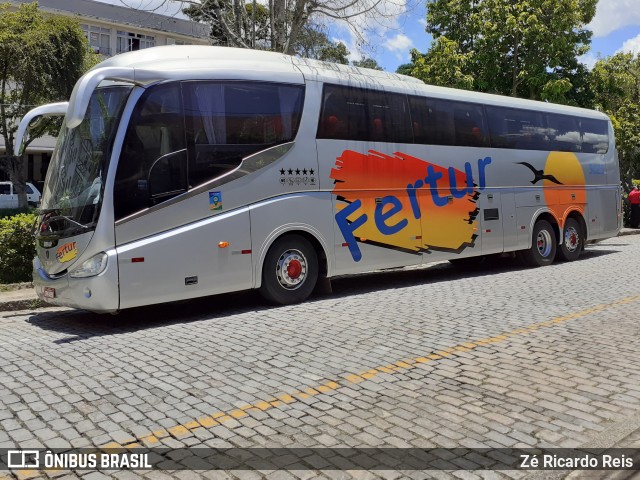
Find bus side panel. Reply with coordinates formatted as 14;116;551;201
478;188;503;255
317;141;424;275
586;187;620;241
500;191;519;251
116;209;253;309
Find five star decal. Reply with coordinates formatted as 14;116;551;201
279;166;317;186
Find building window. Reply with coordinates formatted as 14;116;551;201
81;24;111;56
117;31;155;54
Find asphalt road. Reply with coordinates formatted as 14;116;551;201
2;235;640;479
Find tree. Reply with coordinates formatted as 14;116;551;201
408;39;474;90
395;62;413;76
183;1;270;48
317;40;350;64
294;24;350;64
352;57;383;70
590;53;640;192
181;0;409;55
0;3;91;208
413;0;596;103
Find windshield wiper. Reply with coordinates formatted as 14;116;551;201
38;210;93;232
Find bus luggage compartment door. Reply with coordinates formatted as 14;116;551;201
479;190;507;255
116;209;253;309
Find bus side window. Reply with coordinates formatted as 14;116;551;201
546;113;581;152
317;85;362;140
409;96;455;146
317;84;412;143
452;101;489;147
114;83;187;221
486;106;547;150
184;81;304;188
580;117;609;154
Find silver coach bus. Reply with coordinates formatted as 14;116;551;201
16;46;621;313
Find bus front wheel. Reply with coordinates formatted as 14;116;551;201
520;220;557;267
556;218;583;262
259;234;318;305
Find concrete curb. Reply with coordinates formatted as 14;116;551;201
1;229;638;314
0;297;44;312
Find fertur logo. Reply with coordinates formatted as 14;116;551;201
56;242;78;263
330;150;492;262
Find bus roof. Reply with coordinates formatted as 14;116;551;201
94;45;424;86
74;45;607;126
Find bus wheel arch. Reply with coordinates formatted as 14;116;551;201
520;214;559;267
557;212;586;262
257;230;328;305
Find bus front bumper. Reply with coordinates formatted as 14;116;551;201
33;255;120;313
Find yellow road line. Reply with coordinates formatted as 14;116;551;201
106;293;640;449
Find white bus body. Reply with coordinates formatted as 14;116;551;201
17;46;621;313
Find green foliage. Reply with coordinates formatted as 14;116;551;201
352;57;383;70
414;0;596;103
0;207;37;219
181;0;405;60
395;63;414;75
409;40;474;89
295;25;350;64
317;41;350;65
590;53;640;190
183;1;270;48
0;3;94;207
0;213;36;283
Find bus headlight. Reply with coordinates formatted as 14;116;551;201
69;252;108;278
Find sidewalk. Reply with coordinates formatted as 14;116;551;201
0;284;42;312
1;227;639;313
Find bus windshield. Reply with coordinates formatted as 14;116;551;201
40;85;132;236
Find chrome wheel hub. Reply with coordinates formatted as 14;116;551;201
537;229;553;258
564;226;579;253
276;249;307;290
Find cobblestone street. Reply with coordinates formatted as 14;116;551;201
2;235;640;479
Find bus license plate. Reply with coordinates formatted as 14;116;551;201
43;287;55;299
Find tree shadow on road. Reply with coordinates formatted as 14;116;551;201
26;246;621;342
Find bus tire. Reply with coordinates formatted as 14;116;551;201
259;234;318;305
556;218;582;262
520;220;557;267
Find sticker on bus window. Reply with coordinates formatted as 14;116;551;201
209;191;222;211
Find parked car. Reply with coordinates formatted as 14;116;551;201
0;181;41;208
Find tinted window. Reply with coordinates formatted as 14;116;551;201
579;117;609;154
184;81;304;188
410;97;488;147
0;184;10;195
546;113;581;152
114;83;187;221
452;102;489;147
486;106;609;153
409;97;455;146
26;185;34;194
317;84;412;143
486;106;547;150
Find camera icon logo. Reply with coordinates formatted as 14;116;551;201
7;450;40;469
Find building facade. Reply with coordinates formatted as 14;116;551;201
1;0;210;192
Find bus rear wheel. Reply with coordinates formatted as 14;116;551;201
259;234;318;305
556;218;583;262
520;220;557;267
